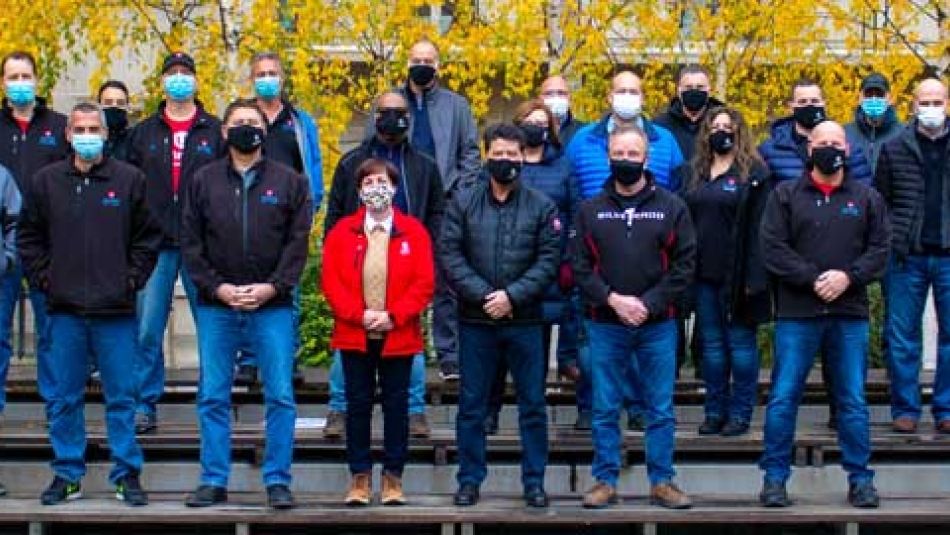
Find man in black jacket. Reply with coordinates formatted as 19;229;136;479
181;99;311;510
19;102;162;507
442;124;559;508
127;51;225;433
572;126;695;510
539;75;586;145
654;64;724;162
875;77;950;434
759;121;889;509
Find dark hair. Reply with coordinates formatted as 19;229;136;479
512;99;561;150
1;50;36;77
355;158;399;187
222;98;267;128
483;123;526;153
687;106;764;193
789;77;821;101
97;80;129;102
676;64;709;85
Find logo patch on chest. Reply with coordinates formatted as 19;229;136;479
840;200;861;217
101;190;121;207
195;139;213;156
38;130;57;147
400;240;411;256
260;189;280;205
722;178;738;192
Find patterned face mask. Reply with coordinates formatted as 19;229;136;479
360;183;396;211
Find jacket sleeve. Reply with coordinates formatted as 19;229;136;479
848;146;874;185
848;189;891;286
17;173;49;289
454;100;482;189
127;171;162;290
323;158;351;238
505;201;560;307
126;123;143;170
299;109;324;213
874;144;894;205
569;203;611;306
667;142;686;192
388;223;436;327
265;174;314;298
424;159;445;240
640;203;696;316
320;224;365;326
744;176;773;295
180;172;224;302
760;187;823;287
0;167;20;271
438;194;493;303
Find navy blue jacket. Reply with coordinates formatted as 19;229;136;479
758;117;874;184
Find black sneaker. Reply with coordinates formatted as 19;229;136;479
523;485;549;508
184;485;228;507
440;361;460;381
135;412;157;434
627;413;646;432
720;419;750;437
115;474;148;506
453;484;479;507
848;482;880;508
234;365;258;387
698;416;725;435
267;484;295;510
759;481;790;508
40;477;82;505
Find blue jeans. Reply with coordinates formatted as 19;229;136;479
328;350;426;415
885;255;950;422
195;304;296;487
47;314;142;483
695;282;760;423
0;262;51;411
760;318;874;485
236;287;302;367
575;310;644;418
588;320;677;486
457;322;547;489
136;249;197;416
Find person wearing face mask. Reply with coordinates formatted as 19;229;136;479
441;124;559;508
323;90;444;440
875;77;950;435
759;121;888;509
322;158;434;507
19;102;162;507
654;64;725;162
539;75;587;145
98;80;133;161
572;126;695;510
127;51;225;435
844;73;903;175
0;51;67;420
181;99;311;510
676;107;772;437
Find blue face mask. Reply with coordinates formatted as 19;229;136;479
71;134;105;161
860;97;888;120
163;74;196;102
5;80;35;107
254;76;281;100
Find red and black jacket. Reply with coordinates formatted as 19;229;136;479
570;172;696;324
0;97;68;194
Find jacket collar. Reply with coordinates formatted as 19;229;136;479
594;113;661;143
403;80;443;105
67;155;112;179
604;170;658;208
348;206;407;237
852;105;900;137
1;95;51;126
153;100;216;129
797;169;857;194
226;155;266;184
662;95;726;125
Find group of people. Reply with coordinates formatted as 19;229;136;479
0;35;946;513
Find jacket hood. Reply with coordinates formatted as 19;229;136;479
604;169;658;206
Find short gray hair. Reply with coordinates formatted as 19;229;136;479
67;101;106;130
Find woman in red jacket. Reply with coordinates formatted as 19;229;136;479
322;158;435;507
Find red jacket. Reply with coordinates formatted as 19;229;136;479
322;207;435;357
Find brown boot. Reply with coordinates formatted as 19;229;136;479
582;482;618;509
892;417;917;433
650;483;692;509
323;410;346;439
344;472;372;506
381;472;406;506
409;413;430;438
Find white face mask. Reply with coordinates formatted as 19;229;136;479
611;93;642;120
917;105;946;129
543;96;569;121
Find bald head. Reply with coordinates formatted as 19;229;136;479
409;40;439;66
377;91;408;109
808;120;849;165
612;71;642;93
916;78;948;101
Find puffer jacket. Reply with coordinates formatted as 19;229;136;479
758;117;875;184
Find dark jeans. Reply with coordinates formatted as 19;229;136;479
456;322;547;489
433;262;458;365
341;339;413;476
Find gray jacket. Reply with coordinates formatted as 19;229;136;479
0;164;20;273
366;83;481;193
845;106;903;175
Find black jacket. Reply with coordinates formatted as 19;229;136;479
761;173;890;319
18;157;161;316
324;138;444;238
439;180;560;323
0;97;68;194
105;126;132;162
181;157;312;307
571;174;696;324
875;119;950;259
653;96;726;162
127;102;225;247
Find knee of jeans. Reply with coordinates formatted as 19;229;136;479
197;385;231;407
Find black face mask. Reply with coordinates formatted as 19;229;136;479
809;145;846;175
376;109;410;138
793;105;826;129
681;89;709;113
487;159;522;184
610;159;645;186
709;131;735;155
408;64;436;87
103;107;128;132
520;124;548;147
226;125;265;154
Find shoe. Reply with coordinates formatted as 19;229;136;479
440;361;460;381
234;365;257;387
935;420;950;434
115;474;148;506
409;413;431;438
40;477;82;506
627;413;646;432
650;482;692;509
381;472;406;506
559;364;581;382
759;481;790;508
323;410;346;439
345;473;372;506
184;485;227;507
698;416;724;435
484;412;499;435
582;482;618;509
892;417;917;433
523;485;549;508
573;411;592;431
720;419;750;437
266;484;294;510
453;484;479;506
134;412;157;434
848;482;880;508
